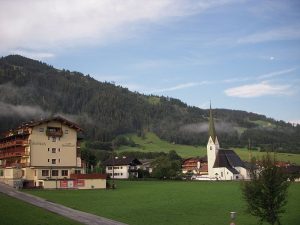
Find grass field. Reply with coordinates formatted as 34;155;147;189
0;193;81;225
117;132;300;164
25;181;300;225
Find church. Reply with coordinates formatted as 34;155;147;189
207;106;250;180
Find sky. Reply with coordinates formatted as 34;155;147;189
1;0;300;124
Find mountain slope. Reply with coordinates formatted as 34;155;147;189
0;55;299;153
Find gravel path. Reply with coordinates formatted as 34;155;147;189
0;182;128;225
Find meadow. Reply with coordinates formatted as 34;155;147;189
0;193;81;225
118;132;300;164
26;180;300;225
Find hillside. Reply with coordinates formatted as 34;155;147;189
116;132;300;165
0;55;299;153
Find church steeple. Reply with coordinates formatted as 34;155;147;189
208;103;217;143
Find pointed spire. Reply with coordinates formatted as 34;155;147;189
208;102;217;143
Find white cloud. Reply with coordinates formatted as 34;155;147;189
224;81;291;98
237;26;300;44
151;81;208;93
289;119;300;125
258;68;296;79
9;50;55;60
0;0;237;56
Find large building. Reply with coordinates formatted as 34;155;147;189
207;106;250;180
0;117;89;188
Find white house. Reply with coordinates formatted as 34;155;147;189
207;106;250;180
105;157;142;179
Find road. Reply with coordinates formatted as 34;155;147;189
0;182;128;225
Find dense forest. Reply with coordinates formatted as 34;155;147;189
0;55;299;153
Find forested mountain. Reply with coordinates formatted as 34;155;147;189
0;55;299;153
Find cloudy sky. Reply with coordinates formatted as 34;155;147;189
1;0;300;123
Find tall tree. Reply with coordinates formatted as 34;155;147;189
242;153;289;225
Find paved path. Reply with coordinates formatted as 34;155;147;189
0;182;127;225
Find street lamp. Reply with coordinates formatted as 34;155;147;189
230;211;237;225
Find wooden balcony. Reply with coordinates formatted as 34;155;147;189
0;147;26;159
0;140;28;149
2;162;30;168
46;129;63;137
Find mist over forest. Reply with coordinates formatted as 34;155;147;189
0;55;299;153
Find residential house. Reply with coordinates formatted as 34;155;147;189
182;156;208;176
105;157;142;179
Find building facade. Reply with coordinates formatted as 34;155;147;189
105;157;142;179
182;157;208;176
0;117;85;187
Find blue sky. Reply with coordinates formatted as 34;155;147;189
1;0;300;123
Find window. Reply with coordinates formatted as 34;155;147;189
52;148;56;153
42;170;49;176
65;130;69;134
58;148;60;152
0;169;3;176
107;166;112;170
58;159;60;163
221;172;223;177
75;170;81;174
51;159;56;164
61;170;68;176
48;148;50;152
120;166;123;169
39;127;44;132
210;146;212;150
52;170;58;176
52;137;56;142
48;159;50;162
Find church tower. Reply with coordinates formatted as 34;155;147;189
207;104;220;178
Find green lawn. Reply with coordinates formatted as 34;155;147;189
118;132;300;165
25;181;300;225
0;193;82;225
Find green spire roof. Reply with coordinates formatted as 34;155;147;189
208;103;217;142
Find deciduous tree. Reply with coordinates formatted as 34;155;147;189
242;154;289;225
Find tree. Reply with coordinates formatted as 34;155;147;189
151;152;182;179
242;153;289;225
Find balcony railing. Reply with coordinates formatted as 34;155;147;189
46;129;63;137
0;148;26;159
2;162;30;168
0;140;28;149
